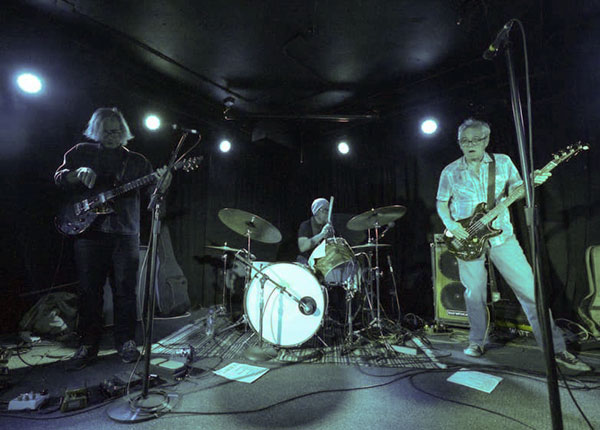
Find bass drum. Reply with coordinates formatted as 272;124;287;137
244;262;327;347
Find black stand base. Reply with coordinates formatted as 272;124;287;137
106;390;180;423
244;344;278;361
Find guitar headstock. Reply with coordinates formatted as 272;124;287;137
552;141;590;163
174;156;203;172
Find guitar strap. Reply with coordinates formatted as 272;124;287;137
486;155;496;210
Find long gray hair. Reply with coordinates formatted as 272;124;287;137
83;107;134;144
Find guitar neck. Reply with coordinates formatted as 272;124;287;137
101;172;159;201
479;159;559;225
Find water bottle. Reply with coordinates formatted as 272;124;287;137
205;308;215;337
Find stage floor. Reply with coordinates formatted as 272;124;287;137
1;308;599;430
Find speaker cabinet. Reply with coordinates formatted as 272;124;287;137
431;234;469;327
431;234;532;332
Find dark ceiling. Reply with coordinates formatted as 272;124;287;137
3;0;600;143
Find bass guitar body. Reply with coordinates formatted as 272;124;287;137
443;202;502;261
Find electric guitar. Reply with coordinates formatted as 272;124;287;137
55;156;202;236
443;143;589;260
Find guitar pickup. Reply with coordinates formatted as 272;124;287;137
74;200;90;215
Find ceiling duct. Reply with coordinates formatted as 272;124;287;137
251;120;298;149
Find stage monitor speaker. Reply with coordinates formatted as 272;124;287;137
431;234;469;327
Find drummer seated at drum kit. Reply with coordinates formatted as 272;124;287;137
297;197;336;265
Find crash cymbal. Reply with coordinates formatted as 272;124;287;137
218;208;282;244
346;205;407;231
351;243;391;250
206;244;241;253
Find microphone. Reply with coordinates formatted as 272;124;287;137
171;124;200;135
380;221;395;239
387;255;394;274
483;20;514;61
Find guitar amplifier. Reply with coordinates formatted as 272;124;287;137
431;234;533;332
431;234;469;327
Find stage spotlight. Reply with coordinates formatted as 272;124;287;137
144;115;161;131
219;140;231;153
421;119;438;135
337;141;350;155
16;73;43;94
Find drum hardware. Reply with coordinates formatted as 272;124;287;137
205;243;251;314
387;255;402;321
351;243;391;250
244;276;278;361
347;205;406;331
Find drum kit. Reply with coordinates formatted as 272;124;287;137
206;204;406;360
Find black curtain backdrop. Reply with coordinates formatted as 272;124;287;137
2;24;600;334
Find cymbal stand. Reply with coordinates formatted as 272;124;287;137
370;223;385;332
221;246;229;314
358;251;377;322
387;255;402;322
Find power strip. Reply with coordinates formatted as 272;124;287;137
8;392;49;411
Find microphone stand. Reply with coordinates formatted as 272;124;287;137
107;135;186;423
502;40;562;428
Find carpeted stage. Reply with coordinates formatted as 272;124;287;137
1;308;599;430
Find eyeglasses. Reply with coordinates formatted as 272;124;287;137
103;128;122;135
459;136;488;147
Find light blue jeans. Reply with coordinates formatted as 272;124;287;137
457;235;566;353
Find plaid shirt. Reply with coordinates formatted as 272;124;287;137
436;152;522;247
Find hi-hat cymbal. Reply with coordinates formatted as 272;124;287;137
346;205;407;231
218;208;282;244
351;243;391;250
206;244;241;253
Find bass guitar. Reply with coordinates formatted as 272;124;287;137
55;156;202;236
443;143;589;260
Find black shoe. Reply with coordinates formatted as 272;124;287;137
119;340;140;363
66;345;97;371
555;351;592;372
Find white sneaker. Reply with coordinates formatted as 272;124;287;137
463;343;484;357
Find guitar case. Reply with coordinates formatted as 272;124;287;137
155;225;191;317
579;245;600;336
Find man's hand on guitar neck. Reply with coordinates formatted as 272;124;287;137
447;220;469;240
533;169;551;186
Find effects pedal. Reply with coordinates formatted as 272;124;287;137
8;391;49;411
60;387;89;412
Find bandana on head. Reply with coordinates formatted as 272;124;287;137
311;198;329;215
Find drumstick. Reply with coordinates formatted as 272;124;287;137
327;196;334;224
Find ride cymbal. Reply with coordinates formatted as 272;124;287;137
346;205;407;231
218;208;282;244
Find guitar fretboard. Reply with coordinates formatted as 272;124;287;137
478;159;559;226
101;172;158;201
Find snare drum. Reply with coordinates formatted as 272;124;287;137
244;262;327;347
309;237;357;285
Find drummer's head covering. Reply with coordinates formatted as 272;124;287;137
311;198;329;215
